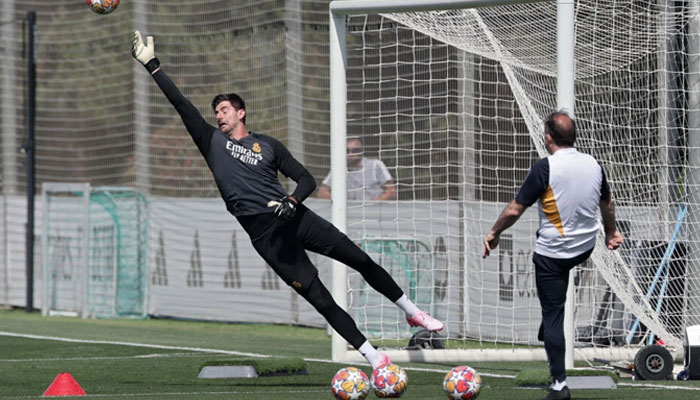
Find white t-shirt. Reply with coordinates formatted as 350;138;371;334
322;158;393;200
516;148;609;259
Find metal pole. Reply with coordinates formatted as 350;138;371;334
556;0;576;370
2;0;18;195
330;0;548;14
687;0;700;328
1;0;16;310
329;9;348;362
25;11;36;312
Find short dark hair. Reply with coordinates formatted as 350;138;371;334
544;110;576;146
346;136;363;145
212;93;246;124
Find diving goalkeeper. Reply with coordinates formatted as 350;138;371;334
131;31;443;370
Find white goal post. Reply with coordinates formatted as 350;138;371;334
41;183;149;319
329;0;700;364
329;0;561;364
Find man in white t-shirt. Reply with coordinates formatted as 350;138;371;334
318;138;397;201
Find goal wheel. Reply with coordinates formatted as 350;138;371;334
407;329;445;349
677;369;690;381
633;344;673;380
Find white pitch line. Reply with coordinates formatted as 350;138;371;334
617;382;700;391
0;330;510;379
0;331;268;358
0;353;218;363
304;356;517;378
3;330;700;395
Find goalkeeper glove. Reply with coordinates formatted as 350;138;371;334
267;196;298;222
131;30;160;74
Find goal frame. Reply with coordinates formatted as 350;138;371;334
42;183;91;318
328;0;638;364
41;182;149;319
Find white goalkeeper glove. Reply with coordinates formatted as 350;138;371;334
131;31;160;74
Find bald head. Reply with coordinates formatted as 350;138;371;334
544;111;576;147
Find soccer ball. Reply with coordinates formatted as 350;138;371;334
371;364;408;398
331;366;370;400
443;365;482;400
86;0;119;14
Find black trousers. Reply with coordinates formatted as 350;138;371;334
237;205;404;349
534;248;593;383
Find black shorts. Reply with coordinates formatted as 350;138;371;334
236;204;346;291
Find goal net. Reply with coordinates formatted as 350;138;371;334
42;183;149;318
330;0;700;363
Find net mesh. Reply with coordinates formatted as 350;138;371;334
339;2;700;351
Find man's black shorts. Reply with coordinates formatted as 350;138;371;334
236;204;346;291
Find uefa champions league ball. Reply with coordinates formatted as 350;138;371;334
87;0;119;14
371;363;408;398
443;365;482;400
331;366;370;400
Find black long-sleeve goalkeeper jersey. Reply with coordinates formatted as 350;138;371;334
151;68;316;216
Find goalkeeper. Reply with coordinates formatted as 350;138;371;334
131;31;443;370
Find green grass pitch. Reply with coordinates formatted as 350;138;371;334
1;309;699;399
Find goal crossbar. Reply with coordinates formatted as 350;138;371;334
330;0;551;15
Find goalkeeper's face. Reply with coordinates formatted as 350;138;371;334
215;101;245;135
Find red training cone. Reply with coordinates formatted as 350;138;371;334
42;373;86;397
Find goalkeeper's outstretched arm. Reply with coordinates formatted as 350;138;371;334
131;31;216;155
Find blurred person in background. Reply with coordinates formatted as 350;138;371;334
318;137;397;201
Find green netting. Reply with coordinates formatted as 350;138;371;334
87;189;149;318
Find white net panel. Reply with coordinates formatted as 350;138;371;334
42;185;89;317
340;12;544;349
0;0;698;359
42;184;148;318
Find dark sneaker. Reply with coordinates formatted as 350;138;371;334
541;386;571;400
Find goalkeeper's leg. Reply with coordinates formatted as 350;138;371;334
299;275;390;369
295;204;443;332
327;237;444;332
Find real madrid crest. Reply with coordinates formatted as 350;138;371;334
252;142;262;153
